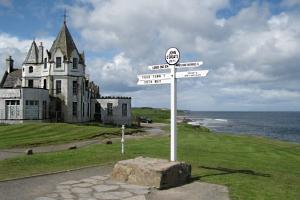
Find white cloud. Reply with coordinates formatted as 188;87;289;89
86;53;139;92
213;63;274;83
0;33;53;74
64;0;300;110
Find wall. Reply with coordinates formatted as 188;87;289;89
91;98;131;126
22;88;49;120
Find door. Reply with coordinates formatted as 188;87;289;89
5;100;21;119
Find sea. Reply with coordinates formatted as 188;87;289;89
182;111;300;143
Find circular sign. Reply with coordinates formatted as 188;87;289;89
165;47;180;65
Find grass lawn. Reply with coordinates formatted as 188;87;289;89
0;123;139;149
132;107;171;123
0;123;299;200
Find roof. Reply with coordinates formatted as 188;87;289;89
0;69;22;88
24;41;39;64
49;22;79;61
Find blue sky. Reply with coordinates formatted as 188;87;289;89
0;0;300;111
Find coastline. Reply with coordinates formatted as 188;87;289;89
177;112;300;144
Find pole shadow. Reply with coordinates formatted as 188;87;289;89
189;165;271;182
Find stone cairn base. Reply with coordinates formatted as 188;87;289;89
111;157;191;189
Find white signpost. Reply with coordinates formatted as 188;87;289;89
137;48;209;162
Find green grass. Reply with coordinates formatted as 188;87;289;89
0;124;299;200
132;107;185;123
0;123;139;149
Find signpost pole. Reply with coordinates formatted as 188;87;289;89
170;64;177;162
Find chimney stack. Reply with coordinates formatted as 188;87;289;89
6;56;14;73
38;42;44;63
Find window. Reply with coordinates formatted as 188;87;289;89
73;58;78;69
29;66;33;73
25;100;38;106
43;79;47;89
56;80;61;94
107;103;113;116
87;103;90;116
44;58;47;69
42;101;47;119
28;79;33;88
82;103;85;117
6;100;20;105
122;103;127;117
56;57;61;68
73;81;78;95
72;102;77;116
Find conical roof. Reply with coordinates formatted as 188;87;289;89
50;22;79;60
24;40;39;64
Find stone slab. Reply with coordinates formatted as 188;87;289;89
111;157;191;189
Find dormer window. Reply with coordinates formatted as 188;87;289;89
56;57;61;68
29;66;33;73
73;58;78;69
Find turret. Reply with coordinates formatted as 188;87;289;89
6;56;14;73
38;42;44;63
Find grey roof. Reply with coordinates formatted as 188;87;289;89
50;22;79;61
0;69;22;88
24;41;39;64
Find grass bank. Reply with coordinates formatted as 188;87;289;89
132;107;184;123
0;123;299;199
0;123;138;149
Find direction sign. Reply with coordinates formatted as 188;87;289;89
137;79;171;85
137;73;170;81
165;47;180;65
148;61;203;70
148;64;169;70
176;61;203;68
176;70;208;79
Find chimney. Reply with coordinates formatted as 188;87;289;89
38;42;44;63
6;56;14;73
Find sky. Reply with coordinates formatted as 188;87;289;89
0;0;300;111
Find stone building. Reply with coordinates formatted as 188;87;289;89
0;20;131;125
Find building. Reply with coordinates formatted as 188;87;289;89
0;20;131;125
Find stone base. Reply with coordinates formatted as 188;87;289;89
111;157;191;189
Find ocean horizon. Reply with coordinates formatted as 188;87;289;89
181;111;300;143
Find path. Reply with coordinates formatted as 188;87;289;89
0;165;113;200
0;164;229;200
0;123;168;161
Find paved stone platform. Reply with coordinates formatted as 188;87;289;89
35;175;151;200
34;174;230;200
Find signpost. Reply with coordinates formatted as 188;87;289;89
137;48;209;161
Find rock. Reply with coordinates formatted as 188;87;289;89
25;149;33;155
68;145;77;150
111;157;191;189
106;140;113;144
